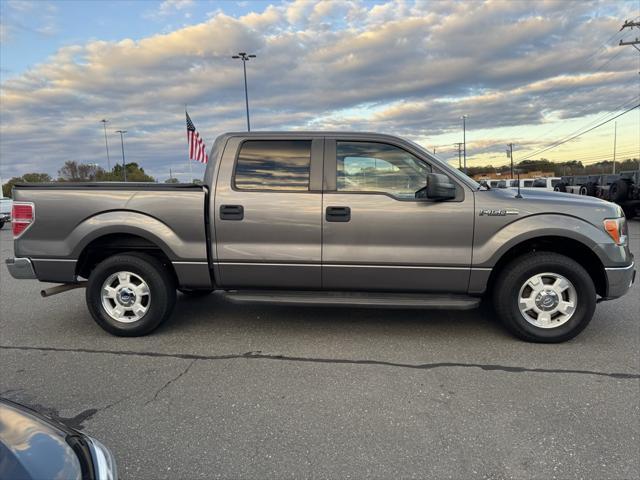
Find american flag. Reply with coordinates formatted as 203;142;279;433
186;112;208;164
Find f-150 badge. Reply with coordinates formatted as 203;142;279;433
479;209;519;216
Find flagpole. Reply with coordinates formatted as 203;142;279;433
186;106;193;183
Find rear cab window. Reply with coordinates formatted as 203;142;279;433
234;140;311;191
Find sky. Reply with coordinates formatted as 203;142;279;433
1;0;639;182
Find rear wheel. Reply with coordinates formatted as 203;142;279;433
86;253;176;336
493;252;596;342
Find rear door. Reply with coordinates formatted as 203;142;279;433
321;137;474;292
214;136;323;288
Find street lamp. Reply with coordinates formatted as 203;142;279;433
461;115;468;174
115;130;127;182
100;119;111;171
231;52;256;131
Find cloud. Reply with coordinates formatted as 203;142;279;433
147;0;195;20
1;0;638;181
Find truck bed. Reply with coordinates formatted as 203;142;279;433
12;182;210;287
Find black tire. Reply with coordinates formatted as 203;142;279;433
493;252;596;343
554;183;566;192
622;206;636;219
86;252;176;336
178;288;214;297
0;221;4;229
578;185;588;195
609;179;628;203
585;182;598;197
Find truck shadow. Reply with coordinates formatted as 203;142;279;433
159;292;508;342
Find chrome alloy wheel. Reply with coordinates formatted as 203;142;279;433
517;272;577;329
101;271;150;323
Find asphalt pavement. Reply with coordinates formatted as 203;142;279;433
1;223;638;479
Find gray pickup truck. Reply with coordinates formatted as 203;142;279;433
6;132;635;342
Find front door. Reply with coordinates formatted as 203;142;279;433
214;136;324;289
322;138;474;292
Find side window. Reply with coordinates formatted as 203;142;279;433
234;140;311;191
336;141;431;199
524;180;533;187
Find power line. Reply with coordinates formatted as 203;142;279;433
519;103;640;161
515;94;639;150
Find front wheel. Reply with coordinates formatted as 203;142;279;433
86;253;176;336
493;252;596;342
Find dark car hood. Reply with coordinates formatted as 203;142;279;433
0;400;82;480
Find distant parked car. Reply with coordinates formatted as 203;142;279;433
508;178;535;188
531;177;562;191
488;179;508;188
0;398;118;480
0;196;11;229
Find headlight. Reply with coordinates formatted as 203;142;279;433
603;217;627;246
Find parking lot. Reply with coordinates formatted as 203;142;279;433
1;222;638;479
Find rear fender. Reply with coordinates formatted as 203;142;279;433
69;211;189;260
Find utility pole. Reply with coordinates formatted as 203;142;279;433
619;20;640;52
612;121;617;174
462;115;468;174
115;130;127;182
454;142;463;169
100;119;111;171
231;52;256;131
507;143;514;179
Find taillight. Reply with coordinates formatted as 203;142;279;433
12;202;35;238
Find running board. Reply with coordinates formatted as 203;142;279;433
223;291;480;310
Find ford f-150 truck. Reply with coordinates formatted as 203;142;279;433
5;132;636;342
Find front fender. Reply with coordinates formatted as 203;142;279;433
473;214;614;268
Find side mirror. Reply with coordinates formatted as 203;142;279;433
425;173;456;200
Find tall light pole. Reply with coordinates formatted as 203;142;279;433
115;130;127;182
462;115;468;174
612;121;617;174
507;143;514;179
232;52;256;131
100;119;111;171
454;142;463;169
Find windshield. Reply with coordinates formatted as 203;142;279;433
405;139;481;190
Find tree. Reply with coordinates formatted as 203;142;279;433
58;161;105;181
2;173;52;198
100;163;155;182
165;177;179;184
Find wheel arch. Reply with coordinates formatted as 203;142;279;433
75;232;177;284
485;235;607;298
